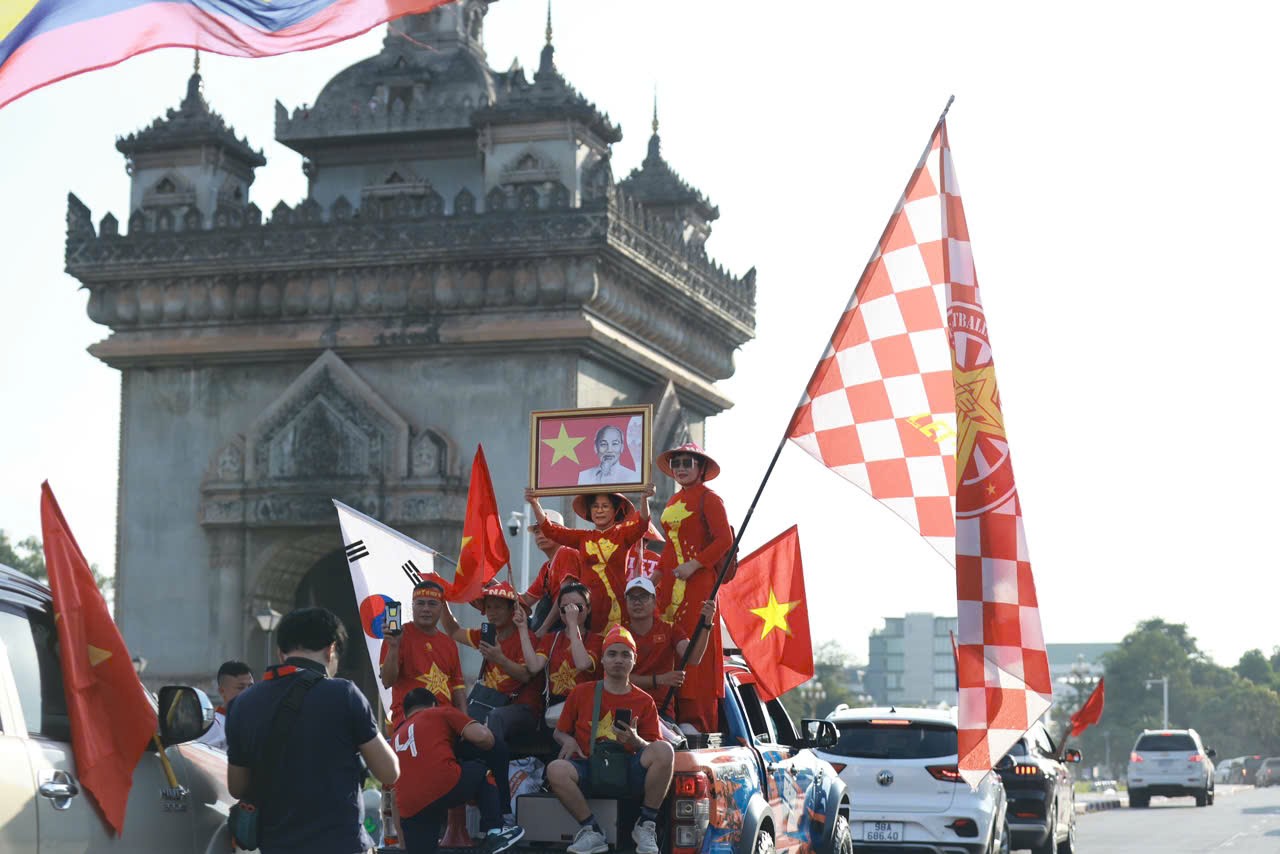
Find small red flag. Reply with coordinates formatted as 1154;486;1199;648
447;445;510;603
719;526;812;702
40;482;157;836
1069;677;1106;738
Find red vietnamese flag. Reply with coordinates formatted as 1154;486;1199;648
40;482;157;837
719;526;812;701
1069;678;1105;738
447;445;510;603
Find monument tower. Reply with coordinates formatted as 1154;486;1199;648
64;1;756;694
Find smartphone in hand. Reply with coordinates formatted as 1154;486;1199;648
614;708;633;730
480;622;497;646
385;602;402;636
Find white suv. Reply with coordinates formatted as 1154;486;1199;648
1126;729;1216;807
815;706;1009;854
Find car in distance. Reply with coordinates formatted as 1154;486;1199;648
1126;729;1216;808
815;705;1010;853
1213;757;1238;784
1255;758;1280;788
1236;755;1265;785
995;720;1079;854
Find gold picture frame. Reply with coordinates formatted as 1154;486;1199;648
529;405;653;497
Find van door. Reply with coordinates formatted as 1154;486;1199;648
4;600;193;852
0;631;39;852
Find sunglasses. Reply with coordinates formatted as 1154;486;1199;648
669;457;699;470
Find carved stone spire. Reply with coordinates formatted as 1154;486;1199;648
538;0;556;77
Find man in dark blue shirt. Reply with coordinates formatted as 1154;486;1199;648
226;607;399;854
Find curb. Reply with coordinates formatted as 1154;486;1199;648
1074;796;1124;815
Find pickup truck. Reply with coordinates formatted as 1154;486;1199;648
505;657;852;854
0;562;233;853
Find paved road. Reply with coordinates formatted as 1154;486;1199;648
1074;785;1280;852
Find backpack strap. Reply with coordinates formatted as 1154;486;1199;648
589;681;604;756
250;668;323;804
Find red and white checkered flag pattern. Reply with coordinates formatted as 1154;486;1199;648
787;116;1051;785
936;122;1053;786
787;131;958;560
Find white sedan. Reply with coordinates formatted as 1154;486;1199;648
814;706;1010;854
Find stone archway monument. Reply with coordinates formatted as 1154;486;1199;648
64;3;755;686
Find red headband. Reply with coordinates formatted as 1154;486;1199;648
413;586;444;601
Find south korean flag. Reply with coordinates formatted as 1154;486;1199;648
333;500;438;715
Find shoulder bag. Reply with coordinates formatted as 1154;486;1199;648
586;681;632;798
228;668;323;851
466;642;512;721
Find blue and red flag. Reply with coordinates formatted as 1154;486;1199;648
0;0;451;109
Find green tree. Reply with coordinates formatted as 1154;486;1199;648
0;529;112;592
779;640;870;722
1236;649;1275;688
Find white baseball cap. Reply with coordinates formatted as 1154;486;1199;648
625;577;657;597
530;509;564;530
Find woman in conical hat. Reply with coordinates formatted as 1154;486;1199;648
525;485;655;635
653;442;731;733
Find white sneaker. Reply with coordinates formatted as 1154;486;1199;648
568;824;609;854
632;819;659;854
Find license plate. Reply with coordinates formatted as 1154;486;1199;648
863;821;903;842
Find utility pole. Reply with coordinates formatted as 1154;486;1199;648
1145;677;1169;728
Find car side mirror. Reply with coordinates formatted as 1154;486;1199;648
1206;749;1217;760
158;686;215;746
994;754;1016;771
800;719;838;750
1064;748;1083;764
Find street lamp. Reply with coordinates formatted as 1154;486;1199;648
1145;677;1169;729
505;507;531;591
255;605;282;670
799;680;827;719
131;655;147;674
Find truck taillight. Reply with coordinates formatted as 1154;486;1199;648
1013;765;1042;777
1189;754;1203;762
672;772;711;854
1130;752;1143;763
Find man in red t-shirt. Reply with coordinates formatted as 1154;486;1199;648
393;688;525;854
380;576;467;726
440;580;542;820
547;626;674;854
621;577;715;701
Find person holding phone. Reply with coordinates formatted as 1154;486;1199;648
439;580;542;820
525;485;655;634
515;582;602;709
380;575;467;726
546;625;673;854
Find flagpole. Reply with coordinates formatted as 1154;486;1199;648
658;98;957;718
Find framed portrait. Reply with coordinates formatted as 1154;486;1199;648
529;405;653;496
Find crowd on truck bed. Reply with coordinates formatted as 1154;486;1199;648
218;442;735;854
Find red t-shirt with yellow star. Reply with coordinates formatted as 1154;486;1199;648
556;681;660;756
464;627;544;713
537;629;602;702
380;623;465;726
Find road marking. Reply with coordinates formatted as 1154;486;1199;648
1214;832;1246;848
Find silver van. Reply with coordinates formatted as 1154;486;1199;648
0;563;233;852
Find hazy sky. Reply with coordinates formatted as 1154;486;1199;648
2;1;1277;668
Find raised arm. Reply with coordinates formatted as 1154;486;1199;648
513;605;546;675
439;601;471;646
379;635;401;689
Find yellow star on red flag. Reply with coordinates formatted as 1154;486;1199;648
541;423;585;465
87;644;112;667
749;588;802;640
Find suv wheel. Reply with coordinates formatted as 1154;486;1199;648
1129;790;1148;808
828;816;852;854
1031;805;1057;854
1195;788;1208;807
1057;813;1076;854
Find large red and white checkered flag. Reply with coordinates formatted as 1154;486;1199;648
940;122;1052;785
787;117;1052;783
787;125;958;559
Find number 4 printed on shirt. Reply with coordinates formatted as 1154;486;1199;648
393;723;417;758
